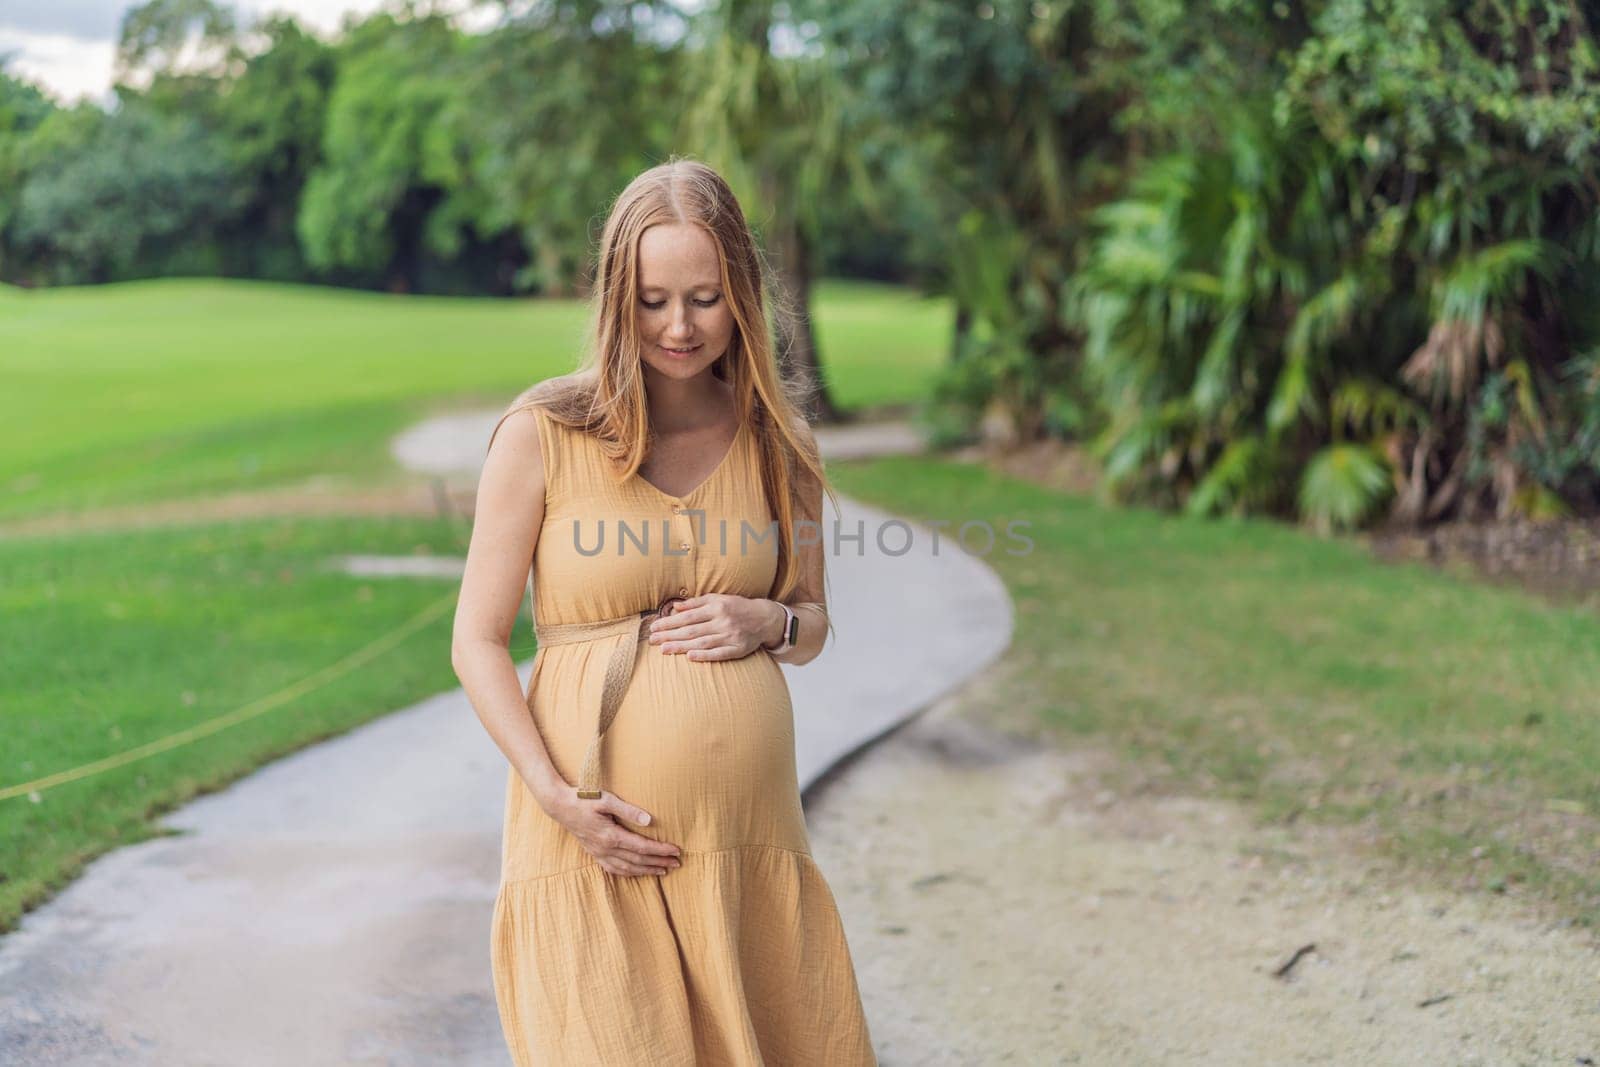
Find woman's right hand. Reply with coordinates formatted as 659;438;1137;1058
544;788;684;877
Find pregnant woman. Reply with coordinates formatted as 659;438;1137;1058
451;159;876;1065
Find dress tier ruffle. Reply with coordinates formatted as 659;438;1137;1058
492;838;875;1065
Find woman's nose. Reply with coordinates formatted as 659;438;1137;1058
667;303;694;335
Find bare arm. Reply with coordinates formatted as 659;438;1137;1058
450;409;568;810
766;438;830;668
452;408;683;878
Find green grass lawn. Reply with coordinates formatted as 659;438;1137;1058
0;513;478;933
0;277;951;521
826;457;1600;928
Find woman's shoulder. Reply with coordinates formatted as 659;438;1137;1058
483;409;551;495
486;377;595;474
491;374;598;434
505;373;576;413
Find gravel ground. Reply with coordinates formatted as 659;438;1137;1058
803;666;1600;1066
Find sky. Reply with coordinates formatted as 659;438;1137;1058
0;0;412;104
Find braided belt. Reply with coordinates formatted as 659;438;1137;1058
530;594;688;800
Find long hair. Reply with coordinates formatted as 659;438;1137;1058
492;157;839;618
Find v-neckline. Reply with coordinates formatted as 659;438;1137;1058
635;418;746;504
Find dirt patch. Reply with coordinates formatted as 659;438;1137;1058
804;662;1600;1065
1362;514;1600;611
950;437;1104;498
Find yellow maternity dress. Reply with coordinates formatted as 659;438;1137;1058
488;404;877;1065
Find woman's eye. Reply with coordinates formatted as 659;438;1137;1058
641;297;720;309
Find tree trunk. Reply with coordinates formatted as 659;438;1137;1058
951;304;972;361
767;217;839;423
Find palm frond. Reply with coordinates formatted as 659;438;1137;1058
1298;442;1393;534
1186;435;1276;517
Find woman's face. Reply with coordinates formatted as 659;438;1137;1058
634;222;736;385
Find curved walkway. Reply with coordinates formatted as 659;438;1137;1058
0;411;1011;1065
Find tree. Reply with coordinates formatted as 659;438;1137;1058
678;0;875;422
0;67;55;280
115;0;241;96
1072;0;1600;526
213;16;337;279
798;0;1132;437
12;104;244;283
439;0;689;296
295;13;478;291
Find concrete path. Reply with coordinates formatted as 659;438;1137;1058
0;412;1012;1065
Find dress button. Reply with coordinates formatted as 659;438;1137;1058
680;541;690;550
678;587;688;596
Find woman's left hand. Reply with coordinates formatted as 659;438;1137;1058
646;593;783;662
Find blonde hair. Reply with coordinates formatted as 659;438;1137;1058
491;157;838;623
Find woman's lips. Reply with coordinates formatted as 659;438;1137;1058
660;344;701;357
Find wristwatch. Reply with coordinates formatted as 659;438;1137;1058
765;601;798;654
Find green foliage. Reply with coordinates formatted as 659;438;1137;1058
441;0;688;294
0;69;55;272
0;1;895;297
295;14;470;285
1068;0;1600;527
1067;99;1338;513
1188;436;1289;519
212;17;336;279
800;0;1128;436
12;104;246;283
116;0;240;85
1298;442;1394;533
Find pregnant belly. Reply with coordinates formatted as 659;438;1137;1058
528;642;806;853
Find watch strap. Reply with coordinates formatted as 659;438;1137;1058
767;601;797;654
